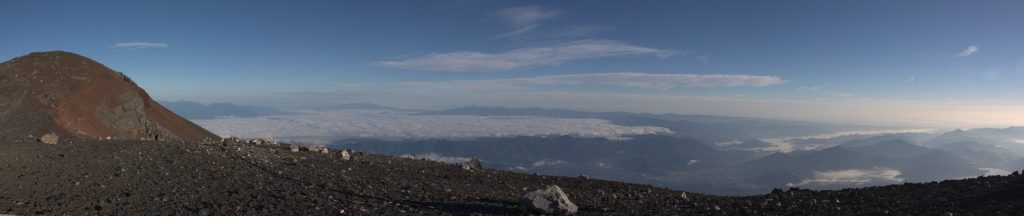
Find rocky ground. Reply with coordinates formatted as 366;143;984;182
1;137;1023;215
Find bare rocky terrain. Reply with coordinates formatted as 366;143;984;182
0;137;704;215
1;137;1024;215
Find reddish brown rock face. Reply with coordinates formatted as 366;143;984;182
0;51;218;142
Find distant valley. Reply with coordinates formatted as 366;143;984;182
168;103;1024;195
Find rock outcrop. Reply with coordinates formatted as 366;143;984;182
0;51;217;142
520;185;578;215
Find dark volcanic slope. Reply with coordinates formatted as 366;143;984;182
2;139;1024;215
0;139;702;215
0;51;217;142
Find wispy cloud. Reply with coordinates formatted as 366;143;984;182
492;6;559;38
113;42;168;50
697;55;710;63
492;25;540;38
552;25;611;38
374;40;677;72
798;83;830;91
958;45;978;57
498;6;559;27
400;73;784;89
902;77;916;83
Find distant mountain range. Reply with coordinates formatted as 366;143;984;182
160;101;297;119
419;106;876;143
163;101;423;120
320;103;423;112
163;102;1024;196
335;129;1017;195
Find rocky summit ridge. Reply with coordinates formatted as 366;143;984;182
0;51;217;142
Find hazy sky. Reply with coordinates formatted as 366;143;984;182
2;0;1023;127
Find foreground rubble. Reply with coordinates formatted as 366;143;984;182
1;138;1023;215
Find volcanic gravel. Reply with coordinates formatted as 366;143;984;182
1;137;1023;215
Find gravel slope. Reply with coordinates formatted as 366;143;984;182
1;137;1023;215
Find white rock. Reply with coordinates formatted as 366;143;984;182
520;185;578;215
340;150;352;160
39;132;59;145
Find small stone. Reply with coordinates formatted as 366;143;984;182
39;132;59;145
290;145;300;152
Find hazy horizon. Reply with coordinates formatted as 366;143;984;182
3;1;1024;128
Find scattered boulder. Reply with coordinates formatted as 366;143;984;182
340;150;352;160
290;144;300;152
223;137;241;145
39;132;59;145
318;147;329;154
519;185;578;215
305;145;321;153
462;158;484;171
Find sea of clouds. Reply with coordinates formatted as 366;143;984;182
193;110;671;144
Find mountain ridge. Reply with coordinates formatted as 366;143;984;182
0;51;217;141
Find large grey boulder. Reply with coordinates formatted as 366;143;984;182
520;185;578;215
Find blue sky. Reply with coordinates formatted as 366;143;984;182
2;0;1023;127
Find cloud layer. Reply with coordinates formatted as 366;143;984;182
374;40;676;72
114;42;168;49
400;153;473;164
788;167;904;187
400;73;784;90
194;110;671;144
